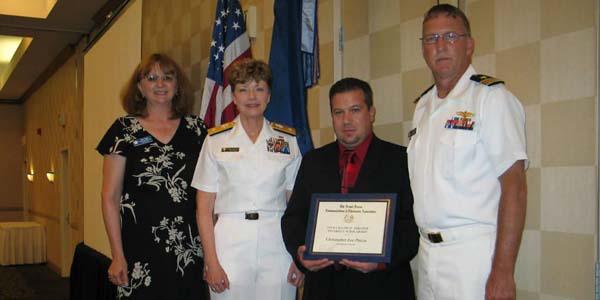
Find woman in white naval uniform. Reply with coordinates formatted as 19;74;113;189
191;59;304;300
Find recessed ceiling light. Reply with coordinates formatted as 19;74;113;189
0;36;32;90
0;35;23;63
0;0;58;19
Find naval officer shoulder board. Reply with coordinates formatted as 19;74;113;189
208;121;234;136
270;122;296;136
470;74;504;87
413;74;505;103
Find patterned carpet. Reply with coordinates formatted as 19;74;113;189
0;264;69;300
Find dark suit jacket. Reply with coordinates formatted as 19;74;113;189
282;136;419;300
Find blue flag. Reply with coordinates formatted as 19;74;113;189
267;0;318;155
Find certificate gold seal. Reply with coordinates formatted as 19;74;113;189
344;213;354;223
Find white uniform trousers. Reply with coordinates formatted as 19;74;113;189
212;211;295;300
417;225;496;300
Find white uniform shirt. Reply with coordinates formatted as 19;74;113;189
191;116;302;214
408;65;528;230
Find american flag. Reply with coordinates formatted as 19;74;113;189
200;0;251;128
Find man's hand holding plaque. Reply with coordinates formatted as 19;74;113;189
296;245;334;272
297;245;380;273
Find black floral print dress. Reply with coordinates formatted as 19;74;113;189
97;115;208;299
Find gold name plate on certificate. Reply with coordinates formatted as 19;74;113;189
304;193;397;263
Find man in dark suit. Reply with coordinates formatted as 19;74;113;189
281;77;419;300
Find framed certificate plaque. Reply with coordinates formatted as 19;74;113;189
303;193;397;263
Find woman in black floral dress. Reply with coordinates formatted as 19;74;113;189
97;53;208;299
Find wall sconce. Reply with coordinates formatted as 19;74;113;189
26;172;34;182
46;171;55;183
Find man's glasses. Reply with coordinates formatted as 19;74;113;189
142;74;175;83
420;32;469;44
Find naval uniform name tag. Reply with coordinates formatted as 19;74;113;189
221;147;240;152
303;193;397;263
133;136;153;147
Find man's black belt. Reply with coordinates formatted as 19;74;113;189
427;232;443;243
245;212;259;220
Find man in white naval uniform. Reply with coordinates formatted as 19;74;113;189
408;4;528;300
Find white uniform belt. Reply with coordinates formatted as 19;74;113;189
419;224;495;244
217;211;283;220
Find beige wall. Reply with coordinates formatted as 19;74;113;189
0;104;24;221
83;0;142;258
23;54;84;274
142;1;598;299
20;0;143;275
142;0;216;114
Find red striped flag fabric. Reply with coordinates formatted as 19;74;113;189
200;0;252;128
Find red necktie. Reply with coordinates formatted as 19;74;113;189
341;150;357;194
335;150;357;271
